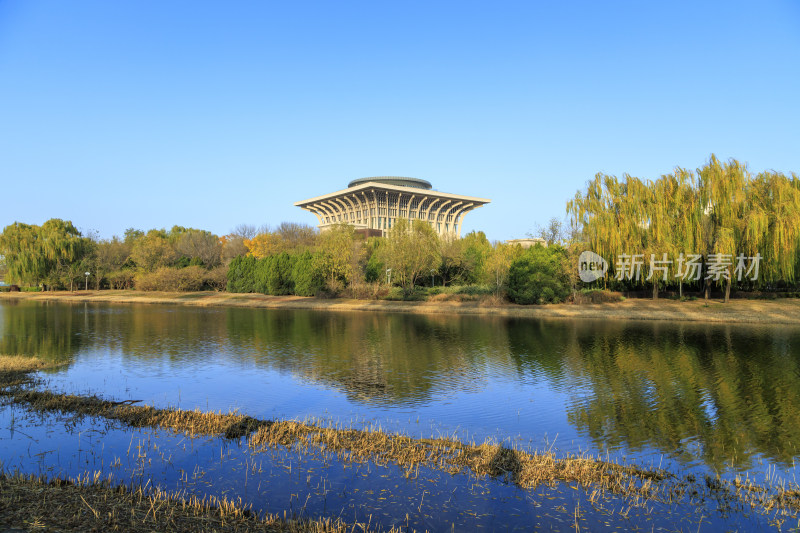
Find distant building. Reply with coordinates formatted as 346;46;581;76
505;238;548;248
295;177;490;237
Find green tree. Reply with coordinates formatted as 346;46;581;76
364;238;385;283
293;251;324;296
0;222;46;286
315;223;356;286
461;230;492;284
380;219;441;289
484;242;518;296
226;255;257;293
507;245;571;304
266;252;296;295
0;219;90;290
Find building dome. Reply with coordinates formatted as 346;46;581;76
348;176;432;190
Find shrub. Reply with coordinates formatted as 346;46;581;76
451;284;493;296
204;265;229;291
507;246;571;304
345;281;387;300
383;286;425;301
107;270;135;290
365;249;385;283
572;289;624;304
423;284;494;302
135;266;207;291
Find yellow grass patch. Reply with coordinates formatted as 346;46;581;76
0;355;52;373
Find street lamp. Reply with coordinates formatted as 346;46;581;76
386;268;392;286
84;271;90;291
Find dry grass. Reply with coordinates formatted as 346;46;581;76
0;354;63;388
0;471;397;532
0;354;54;373
6;389;268;439
4;289;800;324
249;421;673;502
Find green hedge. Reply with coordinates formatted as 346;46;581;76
228;251;324;297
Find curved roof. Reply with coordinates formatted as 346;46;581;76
347;176;432;190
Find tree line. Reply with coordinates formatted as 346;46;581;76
227;219;569;303
0;215;573;304
4;154;796;303
568;155;800;301
0;222;248;291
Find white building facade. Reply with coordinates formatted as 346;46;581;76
295;177;490;237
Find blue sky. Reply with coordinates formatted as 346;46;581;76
1;1;798;241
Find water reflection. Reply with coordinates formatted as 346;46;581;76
0;300;84;362
225;310;514;405
557;321;800;469
2;300;800;472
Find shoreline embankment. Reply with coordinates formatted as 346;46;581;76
2;290;800;325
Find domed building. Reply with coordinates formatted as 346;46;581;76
294;177;490;237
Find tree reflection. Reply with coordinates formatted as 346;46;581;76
0;301;82;363
223;309;514;406
506;319;800;469
3;300;800;470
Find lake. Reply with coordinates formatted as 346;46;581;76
2;300;799;530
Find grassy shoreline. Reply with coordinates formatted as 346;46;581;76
2;289;800;325
0;471;399;532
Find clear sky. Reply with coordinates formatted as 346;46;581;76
1;1;798;242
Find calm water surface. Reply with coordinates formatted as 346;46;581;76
2;300;799;530
3;300;800;475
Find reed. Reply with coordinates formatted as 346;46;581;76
0;470;398;532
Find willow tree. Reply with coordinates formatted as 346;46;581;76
643;169;703;299
0;222;46;286
568;173;629;288
747;171;800;285
697;156;758;302
0;219;88;290
39;219;89;291
622;175;657;297
569;156;800;300
671;168;702;298
568;173;656;293
646;174;676;299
